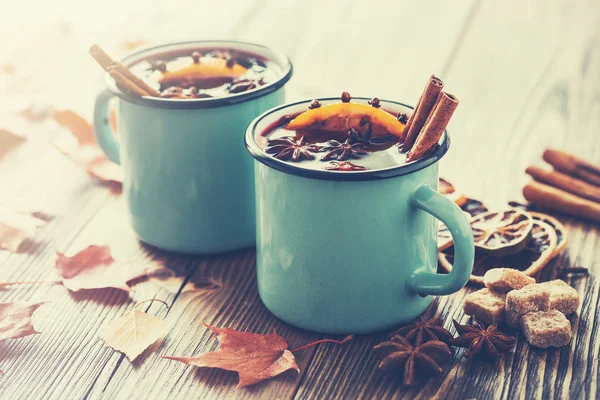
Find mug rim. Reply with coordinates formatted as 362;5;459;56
245;98;450;181
105;40;293;110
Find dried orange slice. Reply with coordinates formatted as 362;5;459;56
471;210;533;256
529;212;568;257
439;219;557;285
160;57;248;85
285;103;406;137
439;209;533;255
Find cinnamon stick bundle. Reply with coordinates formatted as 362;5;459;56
523;181;600;222
525;166;600;203
89;44;159;97
401;75;444;148
543;149;600;186
406;92;459;162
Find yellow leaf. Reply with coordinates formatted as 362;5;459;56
99;309;167;361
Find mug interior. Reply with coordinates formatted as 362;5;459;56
105;40;293;109
245;98;450;181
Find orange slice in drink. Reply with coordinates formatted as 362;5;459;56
285;103;406;137
160;57;248;85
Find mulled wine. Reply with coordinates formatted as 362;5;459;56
129;47;278;99
258;93;409;171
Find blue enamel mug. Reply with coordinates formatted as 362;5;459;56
93;41;292;253
245;98;474;334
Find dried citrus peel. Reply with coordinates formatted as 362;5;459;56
285;103;406;137
160;58;248;85
439;219;557;285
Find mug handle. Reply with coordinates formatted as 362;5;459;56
408;184;474;296
93;89;121;165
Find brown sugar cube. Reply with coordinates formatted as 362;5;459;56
537;280;580;315
521;310;572;348
463;288;507;325
483;268;536;292
506;285;550;315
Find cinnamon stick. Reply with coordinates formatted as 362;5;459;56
401;74;444;149
89;44;159;97
525;166;600;203
107;67;148;97
543;149;600;186
522;181;600;223
406;92;458;162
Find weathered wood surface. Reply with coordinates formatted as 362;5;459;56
0;0;599;399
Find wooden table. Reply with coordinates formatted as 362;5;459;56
1;0;599;398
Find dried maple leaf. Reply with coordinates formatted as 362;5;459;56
0;302;46;340
53;109;123;187
55;245;168;292
165;325;353;388
52;110;95;146
0;207;47;252
165;325;299;388
99;308;167;361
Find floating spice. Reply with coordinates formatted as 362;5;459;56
321;138;368;161
265;136;319;162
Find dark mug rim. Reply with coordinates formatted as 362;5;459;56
105;40;293;110
245;98;450;181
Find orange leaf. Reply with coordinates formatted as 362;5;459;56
53;109;123;187
0;302;46;340
164;325;299;388
52;110;95;146
99;309;167;361
55;245;168;292
0;207;47;252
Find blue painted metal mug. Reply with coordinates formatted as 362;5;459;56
245;98;474;334
93;41;292;253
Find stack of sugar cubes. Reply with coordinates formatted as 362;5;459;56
462;268;580;348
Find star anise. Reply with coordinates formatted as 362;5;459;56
321;138;368;161
374;335;452;387
393;315;453;346
325;161;366;171
449;318;516;359
348;120;372;144
265;136;318;162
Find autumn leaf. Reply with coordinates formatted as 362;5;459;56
52;110;95;146
99;308;167;361
55;245;169;292
0;302;46;340
0;207;47;252
165;325;300;387
53;109;123;187
164;325;353;388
